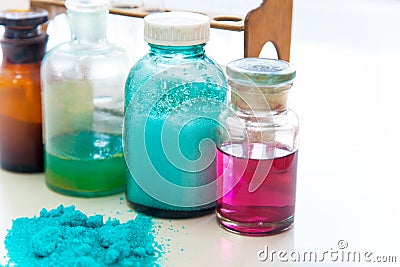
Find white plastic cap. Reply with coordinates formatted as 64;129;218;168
144;12;210;46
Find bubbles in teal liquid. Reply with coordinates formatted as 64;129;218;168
124;50;228;210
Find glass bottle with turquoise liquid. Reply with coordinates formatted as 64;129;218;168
124;12;227;218
41;0;130;197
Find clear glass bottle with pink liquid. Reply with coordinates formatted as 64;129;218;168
216;57;299;236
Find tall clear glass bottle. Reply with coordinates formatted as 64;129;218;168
216;58;299;235
124;12;227;218
41;0;130;197
0;8;48;173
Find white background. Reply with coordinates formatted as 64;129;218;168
1;0;400;266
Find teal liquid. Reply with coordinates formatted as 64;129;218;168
45;131;125;197
125;83;225;217
126;115;217;215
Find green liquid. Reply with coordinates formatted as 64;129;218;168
45;131;125;197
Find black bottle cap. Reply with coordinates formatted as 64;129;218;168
0;8;48;39
0;8;49;64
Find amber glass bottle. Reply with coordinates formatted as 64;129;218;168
0;8;48;172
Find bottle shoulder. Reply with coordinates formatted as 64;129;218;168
41;41;130;81
132;49;221;68
0;63;41;81
127;52;225;83
218;109;299;153
43;41;129;63
125;51;228;113
283;109;299;127
221;109;299;131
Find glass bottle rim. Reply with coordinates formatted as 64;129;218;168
0;8;48;27
226;58;296;86
66;0;110;12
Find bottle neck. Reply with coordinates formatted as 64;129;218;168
149;43;206;57
229;81;292;121
68;9;107;45
0;34;48;64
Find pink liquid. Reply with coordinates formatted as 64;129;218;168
216;144;298;235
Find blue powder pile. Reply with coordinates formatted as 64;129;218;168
4;205;163;267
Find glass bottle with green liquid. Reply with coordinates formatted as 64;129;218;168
41;0;130;197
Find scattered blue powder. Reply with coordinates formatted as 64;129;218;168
4;205;163;267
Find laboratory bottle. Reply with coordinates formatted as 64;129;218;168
125;12;227;218
216;58;299;235
0;8;48;173
41;0;130;197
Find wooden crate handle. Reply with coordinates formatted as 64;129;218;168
244;0;293;61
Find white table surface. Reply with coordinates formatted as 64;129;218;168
1;0;400;266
